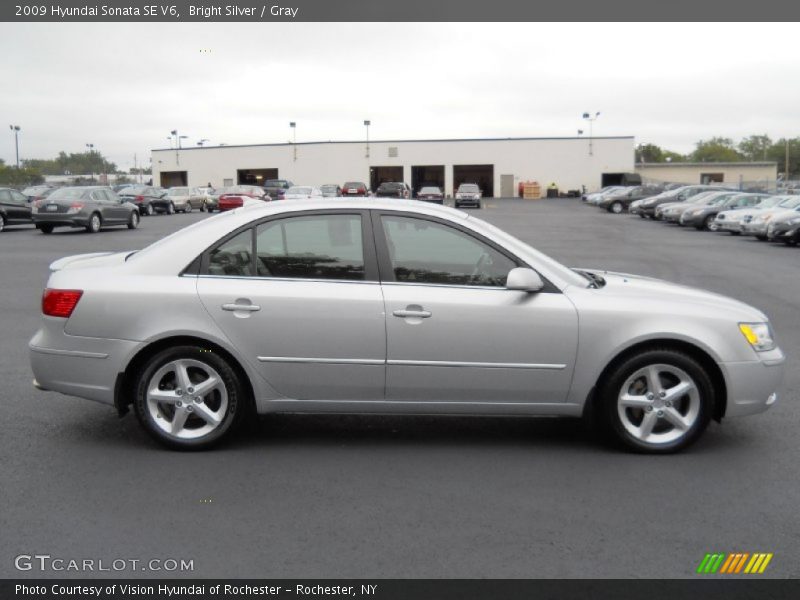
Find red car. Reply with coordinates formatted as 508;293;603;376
214;185;270;212
342;181;369;197
416;186;444;204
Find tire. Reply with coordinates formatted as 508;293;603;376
610;201;623;214
127;211;139;230
0;214;5;233
86;212;101;233
729;231;740;236
598;348;713;453
39;224;53;234
638;213;646;219
200;201;207;213
476;202;482;209
146;204;154;216
185;202;192;213
756;235;767;241
167;202;175;215
133;345;248;450
704;214;718;231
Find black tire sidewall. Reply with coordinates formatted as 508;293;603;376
128;212;139;229
599;349;713;453
133;345;246;450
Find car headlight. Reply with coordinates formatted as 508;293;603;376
739;322;776;352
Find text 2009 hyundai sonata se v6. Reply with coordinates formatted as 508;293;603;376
29;200;785;452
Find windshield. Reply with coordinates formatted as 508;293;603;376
459;184;479;192
778;197;800;208
321;185;338;192
420;187;441;194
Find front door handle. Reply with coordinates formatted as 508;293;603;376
393;308;432;318
222;303;261;312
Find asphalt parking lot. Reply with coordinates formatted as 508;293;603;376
2;198;798;579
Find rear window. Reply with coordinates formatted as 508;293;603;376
344;182;365;188
419;187;441;194
119;187;145;195
169;188;189;195
48;188;86;201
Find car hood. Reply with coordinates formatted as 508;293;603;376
576;269;766;321
49;251;133;272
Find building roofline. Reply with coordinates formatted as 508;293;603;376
151;135;634;152
637;161;778;168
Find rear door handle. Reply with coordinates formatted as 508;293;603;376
393;309;432;318
222;303;261;312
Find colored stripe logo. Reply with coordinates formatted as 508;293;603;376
696;552;773;574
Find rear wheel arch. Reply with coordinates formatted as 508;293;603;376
116;335;255;417
586;339;727;422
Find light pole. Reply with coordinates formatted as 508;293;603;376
582;111;600;156
9;125;20;168
86;143;95;182
178;135;188;149
289;122;296;161
197;139;209;147
364;120;371;158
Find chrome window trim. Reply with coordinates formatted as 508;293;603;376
193;274;380;285
256;356;565;370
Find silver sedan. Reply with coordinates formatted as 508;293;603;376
29;200;785;452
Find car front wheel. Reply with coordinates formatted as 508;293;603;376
185;202;192;213
0;214;5;232
599;349;713;453
704;215;719;231
134;345;247;450
609;201;623;214
167;202;175;215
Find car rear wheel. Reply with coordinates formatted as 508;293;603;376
609;201;623;214
86;213;101;233
39;224;53;234
146;204;154;216
599;349;713;453
134;345;247;450
185;202;192;213
127;211;139;230
0;214;5;232
167;202;175;215
638;213;646;219
200;201;207;212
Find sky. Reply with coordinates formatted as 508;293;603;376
0;22;798;172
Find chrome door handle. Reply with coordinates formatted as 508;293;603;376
221;303;261;312
393;309;432;318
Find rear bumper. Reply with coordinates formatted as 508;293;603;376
32;214;90;228
29;318;139;406
721;348;786;417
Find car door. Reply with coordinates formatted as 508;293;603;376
5;189;32;223
103;189;129;221
375;212;578;405
196;210;386;401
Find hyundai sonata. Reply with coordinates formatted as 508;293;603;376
29;200;785;452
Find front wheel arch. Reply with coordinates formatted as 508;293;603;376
585;339;727;423
116;335;255;418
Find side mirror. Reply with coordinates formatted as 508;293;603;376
506;268;544;292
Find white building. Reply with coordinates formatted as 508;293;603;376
151;136;635;197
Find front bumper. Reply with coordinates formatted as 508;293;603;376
767;224;799;242
679;212;705;226
29;318;139;406
716;219;743;233
720;347;786;417
455;197;481;207
742;221;769;236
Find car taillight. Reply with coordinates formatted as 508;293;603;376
135;195;144;201
42;289;83;318
67;202;84;214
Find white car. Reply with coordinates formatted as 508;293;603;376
717;195;795;235
283;186;323;200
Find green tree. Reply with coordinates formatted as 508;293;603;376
637;143;686;163
738;135;772;161
690;137;743;162
22;151;116;176
0;164;44;186
766;138;800;179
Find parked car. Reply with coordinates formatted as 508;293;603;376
29;199;784;452
22;185;55;202
743;197;800;240
117;186;171;216
631;185;726;219
0;187;33;232
342;181;370;197
262;180;293;201
679;193;765;231
215;185;270;211
716;195;791;235
31;186;139;234
597;186;656;213
658;191;737;223
375;182;411;199
165;187;206;213
320;184;342;197
416;186;444;204
454;183;482;208
586;186;628;206
582;186;625;203
766;210;800;245
283;186;323;200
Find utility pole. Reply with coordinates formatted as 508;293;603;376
9;125;21;168
786;138;791;182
